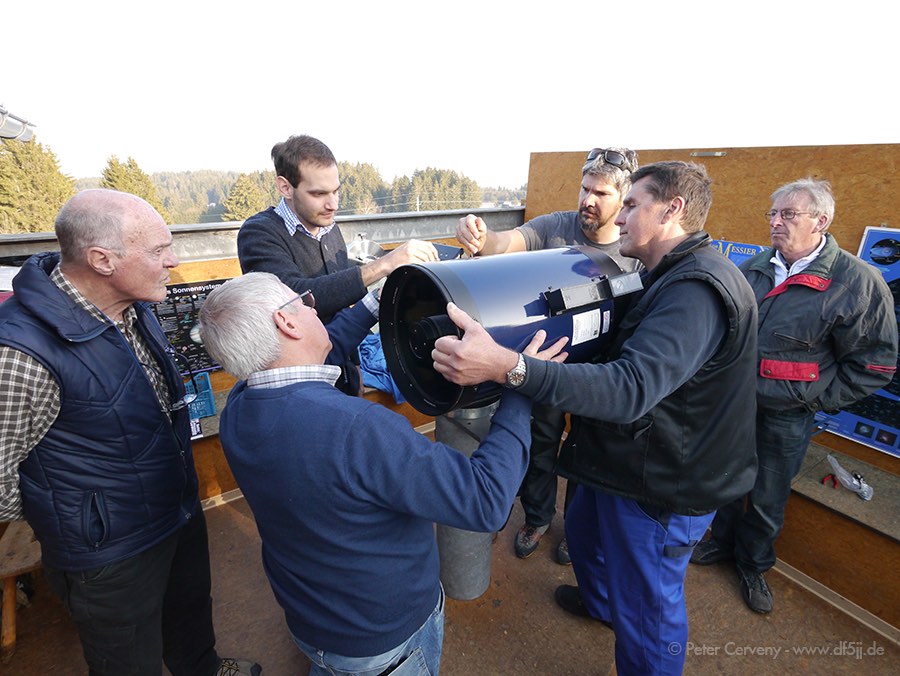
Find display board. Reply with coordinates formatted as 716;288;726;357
814;226;900;458
151;279;228;435
151;279;227;373
711;240;766;266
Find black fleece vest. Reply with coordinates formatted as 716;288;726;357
558;235;759;515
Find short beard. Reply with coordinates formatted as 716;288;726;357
579;208;602;233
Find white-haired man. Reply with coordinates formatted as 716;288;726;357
198;272;565;675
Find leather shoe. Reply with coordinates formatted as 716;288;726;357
556;537;571;565
738;569;773;614
554;585;612;628
690;539;733;565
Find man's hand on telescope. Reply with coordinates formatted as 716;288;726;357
360;239;439;286
432;303;568;386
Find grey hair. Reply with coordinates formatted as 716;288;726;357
771;178;835;230
582;147;639;196
198;272;296;380
55;190;130;262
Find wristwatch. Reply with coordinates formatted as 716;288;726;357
505;353;527;388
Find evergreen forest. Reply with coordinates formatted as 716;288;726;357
1;137;526;233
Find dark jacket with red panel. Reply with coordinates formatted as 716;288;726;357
741;234;897;413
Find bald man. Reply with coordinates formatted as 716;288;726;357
0;190;259;676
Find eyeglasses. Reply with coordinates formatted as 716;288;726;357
765;209;814;221
586;148;629;169
276;289;316;312
168;350;200;412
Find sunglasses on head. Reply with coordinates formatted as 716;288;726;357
586;148;629;169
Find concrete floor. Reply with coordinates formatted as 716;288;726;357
4;490;899;675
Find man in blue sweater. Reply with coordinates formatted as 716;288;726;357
198;272;566;675
237;134;439;396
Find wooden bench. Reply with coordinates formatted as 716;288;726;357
0;521;42;659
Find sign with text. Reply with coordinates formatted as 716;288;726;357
710;240;766;267
152;279;228;374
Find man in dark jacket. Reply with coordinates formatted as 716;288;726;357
236;134;438;395
0;190;259;676
691;178;897;614
433;161;759;675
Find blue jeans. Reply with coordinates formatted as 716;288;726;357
293;586;444;676
710;407;816;573
566;487;715;675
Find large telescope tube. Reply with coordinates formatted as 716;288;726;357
379;246;642;415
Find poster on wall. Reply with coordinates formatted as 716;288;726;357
710;240;766;267
813;226;900;458
151;279;227;374
151;279;229;437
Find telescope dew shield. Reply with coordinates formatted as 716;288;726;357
379;246;641;415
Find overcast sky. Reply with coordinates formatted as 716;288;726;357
4;1;896;188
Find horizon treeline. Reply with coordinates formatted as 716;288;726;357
1;136;526;233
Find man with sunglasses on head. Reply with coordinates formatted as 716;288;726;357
691;177;897;615
198;272;566;675
456;147;643;565
436;161;760;674
238;134;439;396
0;190;260;676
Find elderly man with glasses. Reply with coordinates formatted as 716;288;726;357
455;147;644;565
691;177;897;615
198;272;565;675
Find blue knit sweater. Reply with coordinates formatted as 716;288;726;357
219;308;532;657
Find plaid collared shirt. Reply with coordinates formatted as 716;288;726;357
275;197;334;241
0;265;171;520
246;364;342;390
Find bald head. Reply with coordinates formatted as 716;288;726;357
55;189;162;265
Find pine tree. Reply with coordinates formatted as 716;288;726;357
100;156;171;223
383;168;481;213
337;162;389;215
0;137;76;234
221;173;268;222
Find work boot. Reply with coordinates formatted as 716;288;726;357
556;537;571;565
514;523;549;558
690;538;734;565
738;568;774;614
554;585;612;628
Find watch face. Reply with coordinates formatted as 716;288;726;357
506;355;526;387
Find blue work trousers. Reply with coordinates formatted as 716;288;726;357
710;407;816;573
566;486;714;675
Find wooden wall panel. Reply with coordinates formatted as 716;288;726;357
169;258;242;285
525;143;899;251
780;494;899;627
